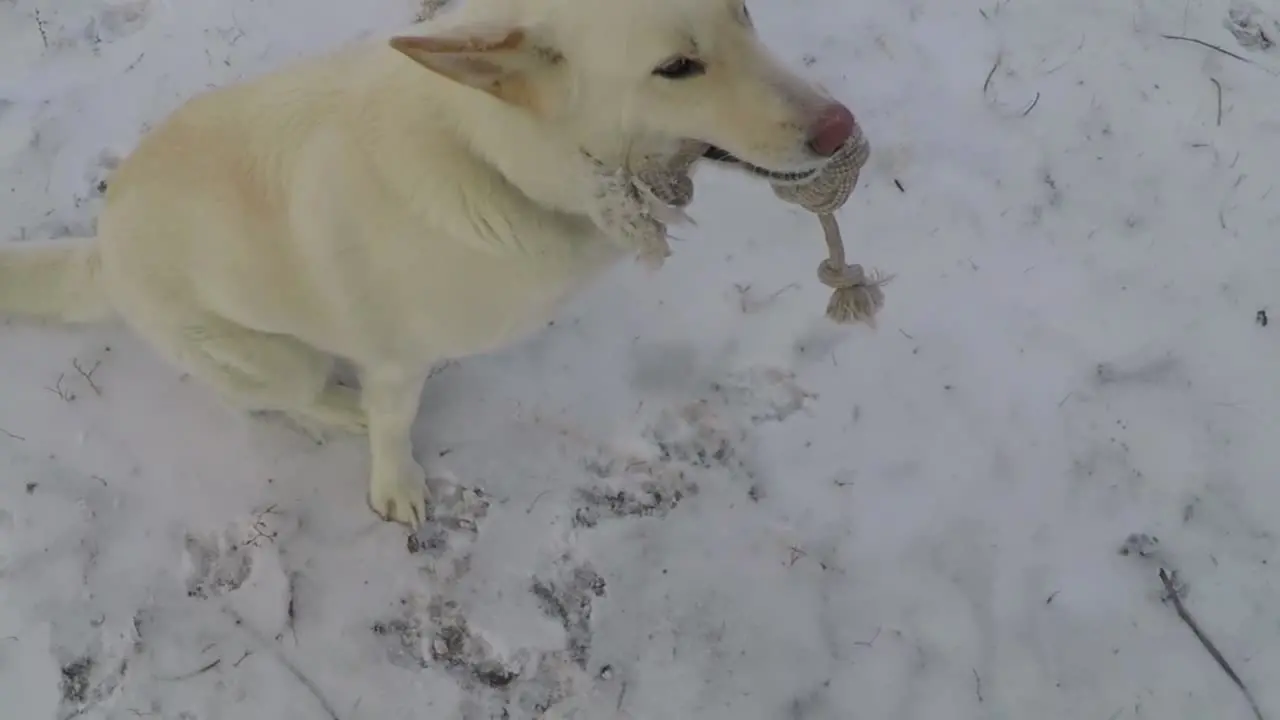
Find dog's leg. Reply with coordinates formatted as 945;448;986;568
358;365;430;528
128;314;367;436
254;384;367;442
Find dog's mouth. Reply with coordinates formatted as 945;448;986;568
700;145;820;184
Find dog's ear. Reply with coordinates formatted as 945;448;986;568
389;28;559;110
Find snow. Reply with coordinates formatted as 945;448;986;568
2;0;1279;717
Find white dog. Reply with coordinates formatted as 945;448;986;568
0;0;858;527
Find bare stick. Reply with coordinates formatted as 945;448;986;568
1158;568;1265;720
223;607;341;720
1160;35;1254;65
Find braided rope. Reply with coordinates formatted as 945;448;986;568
634;136;888;326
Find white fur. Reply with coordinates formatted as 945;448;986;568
0;0;847;527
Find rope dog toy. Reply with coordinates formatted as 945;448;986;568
633;135;890;327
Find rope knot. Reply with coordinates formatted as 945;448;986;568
817;258;867;289
817;258;889;327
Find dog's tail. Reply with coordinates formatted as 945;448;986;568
0;238;113;323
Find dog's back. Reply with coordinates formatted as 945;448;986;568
58;35;610;361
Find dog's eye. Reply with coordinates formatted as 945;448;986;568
653;56;706;79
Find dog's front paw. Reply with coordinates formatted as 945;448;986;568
369;463;430;529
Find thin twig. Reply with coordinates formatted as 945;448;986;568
1210;77;1223;126
72;359;102;396
46;374;76;402
158;658;220;682
285;572;300;644
983;55;1001;94
788;546;809;566
1158;568;1265;720
0;428;25;441
1160;35;1254;65
242;505;279;547
1021;92;1041;116
526;490;551;514
853;627;881;647
34;10;49;48
223;607;341;720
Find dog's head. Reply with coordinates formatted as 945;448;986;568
390;0;858;178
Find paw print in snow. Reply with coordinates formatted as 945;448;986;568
86;0;152;45
1225;1;1278;52
181;505;293;599
183;532;253;599
407;480;491;559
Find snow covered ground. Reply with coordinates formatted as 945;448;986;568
3;0;1280;717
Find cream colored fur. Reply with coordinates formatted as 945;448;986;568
0;0;850;527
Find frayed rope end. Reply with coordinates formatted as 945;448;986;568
817;260;891;327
